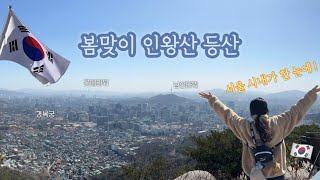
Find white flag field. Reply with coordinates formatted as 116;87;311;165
290;143;313;159
0;8;70;84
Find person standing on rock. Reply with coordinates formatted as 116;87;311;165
199;85;320;180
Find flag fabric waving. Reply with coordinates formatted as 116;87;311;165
0;8;70;84
290;143;313;159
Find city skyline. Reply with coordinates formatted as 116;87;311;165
0;88;319;178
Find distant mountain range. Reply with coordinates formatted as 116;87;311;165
173;89;308;102
146;94;195;105
265;90;306;100
0;88;313;105
0;89;27;96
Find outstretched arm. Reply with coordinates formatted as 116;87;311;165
199;92;247;140
274;85;319;138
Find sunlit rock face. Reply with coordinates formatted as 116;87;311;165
174;170;216;180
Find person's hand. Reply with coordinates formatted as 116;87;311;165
311;85;320;93
199;92;213;100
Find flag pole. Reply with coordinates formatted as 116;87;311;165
308;149;320;180
0;5;12;53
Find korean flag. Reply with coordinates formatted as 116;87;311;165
290;143;313;160
0;8;70;84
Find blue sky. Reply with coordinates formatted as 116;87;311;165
0;0;319;93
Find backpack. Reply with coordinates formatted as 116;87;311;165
250;122;282;164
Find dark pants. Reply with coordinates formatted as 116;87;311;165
246;175;284;180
